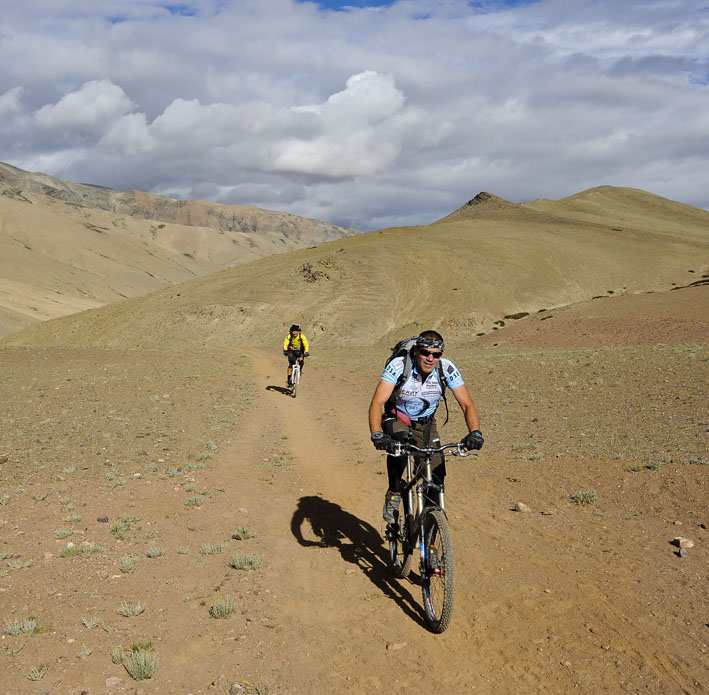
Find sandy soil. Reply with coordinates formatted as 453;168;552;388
1;333;707;694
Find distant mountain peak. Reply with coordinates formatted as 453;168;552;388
462;191;516;208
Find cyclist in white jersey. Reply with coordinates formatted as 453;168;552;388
368;330;484;522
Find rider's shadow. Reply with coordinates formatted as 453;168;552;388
290;495;425;625
265;385;292;396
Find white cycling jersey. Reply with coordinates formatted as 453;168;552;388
381;357;464;421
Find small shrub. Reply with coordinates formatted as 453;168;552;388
5;617;35;635
118;601;145;617
209;596;237;619
229;552;261;571
60;545;82;558
27;664;48;681
683;456;708;466
146;546;166;558
186;496;203;508
77;645;92;659
7;558;33;569
570;490;597;506
123;650;159;680
81;617;100;629
120;556;137;573
200;542;226;556
111;521;129;540
232;525;255;541
110;647;125;664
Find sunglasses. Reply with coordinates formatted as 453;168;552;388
419;348;443;359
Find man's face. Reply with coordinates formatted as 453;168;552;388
290;330;299;337
415;346;443;376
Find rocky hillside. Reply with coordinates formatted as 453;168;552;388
0;161;358;338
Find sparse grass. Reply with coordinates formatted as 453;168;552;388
232;525;256;541
77;644;92;659
60;544;82;558
111;520;130;540
5;617;36;635
111;647;125;664
120;555;137;573
123;650;160;680
682;456;708;465
177;546;189;554
186;495;203;508
54;528;72;539
27;664;48;681
7;558;33;570
229;552;261;571
146;546;166;558
209;595;237;619
118;601;145;617
82;616;100;629
200;542;226;555
570;490;597;506
244;678;278;694
0;495;9;506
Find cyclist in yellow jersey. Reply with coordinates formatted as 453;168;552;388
283;323;310;387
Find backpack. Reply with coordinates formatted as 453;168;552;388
384;337;449;426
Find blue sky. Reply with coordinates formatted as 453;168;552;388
0;0;707;231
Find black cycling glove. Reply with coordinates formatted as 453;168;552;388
371;431;393;451
462;430;484;451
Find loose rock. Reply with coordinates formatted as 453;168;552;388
515;501;532;513
673;537;694;549
386;642;408;652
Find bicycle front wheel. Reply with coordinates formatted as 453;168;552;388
388;493;415;579
421;509;455;633
291;368;299;398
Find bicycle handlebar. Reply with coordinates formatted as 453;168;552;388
390;441;474;458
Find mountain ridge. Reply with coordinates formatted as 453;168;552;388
4;180;707;350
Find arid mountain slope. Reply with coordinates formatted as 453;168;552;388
0;161;357;338
4;186;707;351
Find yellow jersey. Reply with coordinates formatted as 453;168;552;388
284;332;309;352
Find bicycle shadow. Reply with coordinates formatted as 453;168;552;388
265;385;293;396
290;495;426;627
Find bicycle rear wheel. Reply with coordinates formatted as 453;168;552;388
421;509;455;633
388;493;415;579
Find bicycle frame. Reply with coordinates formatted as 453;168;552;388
394;443;462;545
386;441;471;632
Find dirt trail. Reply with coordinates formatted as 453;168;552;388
227;349;705;695
1;344;703;694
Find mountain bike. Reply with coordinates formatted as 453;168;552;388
284;350;306;398
385;440;473;633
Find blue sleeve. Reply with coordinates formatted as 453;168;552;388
441;359;464;389
381;357;404;385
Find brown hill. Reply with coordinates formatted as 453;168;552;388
0;161;357;338
4;185;707;351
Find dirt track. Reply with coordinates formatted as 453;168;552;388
0;346;707;694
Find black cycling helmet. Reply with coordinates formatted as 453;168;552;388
416;331;444;351
290;323;301;332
